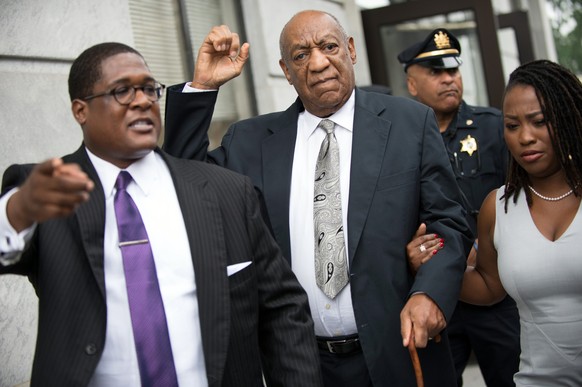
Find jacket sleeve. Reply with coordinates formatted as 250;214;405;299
163;83;219;163
411;108;473;321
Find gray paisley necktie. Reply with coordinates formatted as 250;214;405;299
314;119;349;299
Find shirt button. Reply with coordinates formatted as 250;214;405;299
85;343;97;355
325;304;331;310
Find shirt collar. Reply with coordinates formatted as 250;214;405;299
85;148;161;199
303;89;356;136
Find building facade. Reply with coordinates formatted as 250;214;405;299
0;0;553;385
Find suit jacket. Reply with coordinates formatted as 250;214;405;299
164;86;473;386
0;146;322;387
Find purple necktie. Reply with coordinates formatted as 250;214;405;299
114;171;178;387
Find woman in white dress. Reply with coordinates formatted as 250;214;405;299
410;60;582;386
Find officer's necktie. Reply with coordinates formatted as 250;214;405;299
314;119;349;299
114;171;178;387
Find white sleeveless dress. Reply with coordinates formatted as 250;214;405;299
494;187;582;386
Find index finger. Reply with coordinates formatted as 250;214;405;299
54;163;94;191
34;158;63;176
401;312;413;347
54;162;85;178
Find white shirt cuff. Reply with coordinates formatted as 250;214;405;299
0;188;37;266
182;82;217;93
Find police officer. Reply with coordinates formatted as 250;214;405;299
398;29;520;387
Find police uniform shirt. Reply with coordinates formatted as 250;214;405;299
441;100;507;233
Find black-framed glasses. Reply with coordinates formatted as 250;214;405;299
82;82;166;105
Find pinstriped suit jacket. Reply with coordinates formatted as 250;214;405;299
0;146;322;386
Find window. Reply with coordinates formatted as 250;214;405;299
129;0;246;147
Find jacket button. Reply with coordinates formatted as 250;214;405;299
85;343;97;355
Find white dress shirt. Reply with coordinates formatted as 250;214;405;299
0;149;208;386
182;81;358;336
289;90;358;337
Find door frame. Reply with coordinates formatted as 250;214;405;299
498;10;535;64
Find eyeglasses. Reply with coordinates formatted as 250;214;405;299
82;82;166;105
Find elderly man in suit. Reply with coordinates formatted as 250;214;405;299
164;11;473;387
0;41;322;386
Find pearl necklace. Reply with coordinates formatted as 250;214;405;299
528;185;574;202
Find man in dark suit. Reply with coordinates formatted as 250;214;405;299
0;41;322;386
164;11;473;386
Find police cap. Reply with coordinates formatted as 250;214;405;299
397;28;462;72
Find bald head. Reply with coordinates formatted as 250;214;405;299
279;10;348;61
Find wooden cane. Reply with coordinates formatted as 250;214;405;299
407;330;424;387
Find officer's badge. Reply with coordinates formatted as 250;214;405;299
460;135;477;156
434;31;451;49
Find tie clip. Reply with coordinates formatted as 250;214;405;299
119;239;149;247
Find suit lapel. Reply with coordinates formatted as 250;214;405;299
64;146;107;299
162;152;229;385
259;95;391;265
261;100;302;263
347;89;391;263
63;145;105;299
